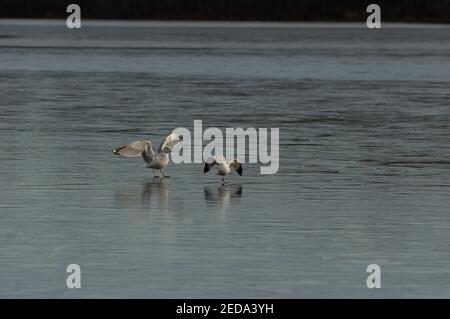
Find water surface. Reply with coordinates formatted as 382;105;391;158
0;20;450;298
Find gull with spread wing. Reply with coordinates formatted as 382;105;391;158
203;155;243;184
113;133;183;178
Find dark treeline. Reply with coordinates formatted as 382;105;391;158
0;0;449;22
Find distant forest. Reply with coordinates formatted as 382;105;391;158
0;0;449;22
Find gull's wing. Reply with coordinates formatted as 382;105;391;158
113;140;154;162
229;160;243;176
203;157;217;174
158;133;184;153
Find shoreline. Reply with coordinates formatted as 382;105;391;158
0;18;449;28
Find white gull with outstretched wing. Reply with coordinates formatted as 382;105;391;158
113;133;183;178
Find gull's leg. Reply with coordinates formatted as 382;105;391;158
221;177;225;185
153;169;159;178
161;169;170;178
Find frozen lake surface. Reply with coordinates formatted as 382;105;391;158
0;20;449;298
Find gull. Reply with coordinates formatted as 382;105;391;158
112;133;183;178
203;155;243;184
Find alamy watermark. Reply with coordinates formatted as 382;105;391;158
66;4;81;29
171;120;279;175
366;4;381;29
366;264;381;288
66;264;81;288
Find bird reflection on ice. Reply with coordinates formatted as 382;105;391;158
115;178;169;210
203;184;243;212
